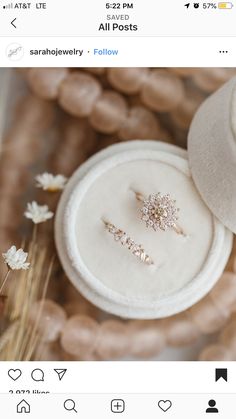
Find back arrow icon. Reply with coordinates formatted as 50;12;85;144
11;18;17;28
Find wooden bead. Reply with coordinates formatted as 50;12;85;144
141;69;185;112
199;344;232;361
90;91;128;134
61;315;99;357
192;68;236;92
95;320;130;360
163;313;200;347
210;272;236;316
118;106;161;140
107;68;149;94
84;68;106;75
188;296;229;334
29;299;67;342
59;72;102;117
64;300;99;318
219;317;236;353
27;68;69;99
168;68;199;77
62;349;100;361
171;88;205;129
128;320;166;358
34;341;63;361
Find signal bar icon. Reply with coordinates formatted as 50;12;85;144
3;3;13;9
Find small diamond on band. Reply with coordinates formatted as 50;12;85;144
103;220;154;266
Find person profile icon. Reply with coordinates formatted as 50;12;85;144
206;399;219;413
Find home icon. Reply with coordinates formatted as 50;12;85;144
17;399;30;413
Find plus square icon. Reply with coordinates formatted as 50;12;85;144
111;399;125;413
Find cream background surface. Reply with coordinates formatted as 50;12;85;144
74;155;213;300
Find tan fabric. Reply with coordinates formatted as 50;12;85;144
188;76;236;233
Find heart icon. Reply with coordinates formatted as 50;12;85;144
8;369;22;381
158;400;172;412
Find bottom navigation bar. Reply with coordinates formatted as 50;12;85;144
1;393;236;418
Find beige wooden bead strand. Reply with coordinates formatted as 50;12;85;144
128;320;166;358
95;320;131;360
27;68;69;100
199;344;233;361
219;316;236;353
170;87;205;130
167;68;199;78
192;68;236;93
107;68;186;112
188;295;229;334
209;272;236;317
162;312;201;347
118;106;163;141
59;72;102;117
140;69;185;112
199;314;236;361
23;68;166;141
29;299;67;343
60;315;99;358
107;68;150;95
56;269;236;360
90;90;128;134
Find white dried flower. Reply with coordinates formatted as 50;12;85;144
24;201;54;224
35;172;67;192
2;246;30;270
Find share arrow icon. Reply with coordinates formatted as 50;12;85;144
54;369;67;381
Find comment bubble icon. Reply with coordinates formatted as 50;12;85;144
31;368;44;382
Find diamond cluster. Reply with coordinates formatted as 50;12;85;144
104;222;153;265
141;193;179;231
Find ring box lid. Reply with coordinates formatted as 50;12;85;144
188;76;236;234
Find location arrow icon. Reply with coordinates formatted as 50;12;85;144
54;369;67;381
184;3;190;8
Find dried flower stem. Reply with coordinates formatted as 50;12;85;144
0;269;11;295
32;224;38;247
0;240;51;361
25;255;54;361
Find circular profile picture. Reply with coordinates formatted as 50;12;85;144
6;43;24;61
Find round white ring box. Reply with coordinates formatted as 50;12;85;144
55;140;233;319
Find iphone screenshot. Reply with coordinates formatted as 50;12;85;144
0;0;235;417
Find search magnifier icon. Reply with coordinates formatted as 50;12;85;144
64;399;78;413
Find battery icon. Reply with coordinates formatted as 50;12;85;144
218;2;233;8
